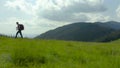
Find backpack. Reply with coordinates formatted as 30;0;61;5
19;24;24;30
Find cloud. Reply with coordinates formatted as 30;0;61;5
5;0;35;15
115;5;120;22
5;0;107;22
74;13;110;22
116;5;120;17
35;0;107;22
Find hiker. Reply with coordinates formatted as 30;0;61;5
15;22;24;38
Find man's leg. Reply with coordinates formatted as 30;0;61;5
19;30;23;38
15;31;19;38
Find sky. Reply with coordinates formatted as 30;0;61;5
0;0;120;38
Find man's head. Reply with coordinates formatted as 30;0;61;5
16;22;19;25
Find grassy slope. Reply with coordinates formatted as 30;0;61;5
0;37;120;68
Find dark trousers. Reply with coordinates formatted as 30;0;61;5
15;30;23;38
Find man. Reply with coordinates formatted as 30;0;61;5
15;22;24;38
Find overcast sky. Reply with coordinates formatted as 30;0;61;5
0;0;120;37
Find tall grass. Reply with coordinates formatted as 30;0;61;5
0;37;120;68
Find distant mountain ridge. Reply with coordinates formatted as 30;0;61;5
35;21;120;42
0;34;13;38
95;21;120;30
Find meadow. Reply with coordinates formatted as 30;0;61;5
0;37;120;68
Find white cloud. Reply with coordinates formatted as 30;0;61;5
73;13;110;22
5;0;107;22
5;0;35;15
35;0;107;22
87;13;110;22
114;5;120;22
116;5;120;17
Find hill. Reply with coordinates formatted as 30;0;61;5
97;30;120;42
0;37;120;68
0;34;13;38
0;34;7;36
96;21;120;30
36;22;120;42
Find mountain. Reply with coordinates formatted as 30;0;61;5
95;21;120;30
0;34;12;38
0;34;3;36
97;30;120;42
35;21;120;42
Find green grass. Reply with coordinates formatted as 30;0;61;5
0;37;120;68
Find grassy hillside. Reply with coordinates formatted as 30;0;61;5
0;37;120;68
